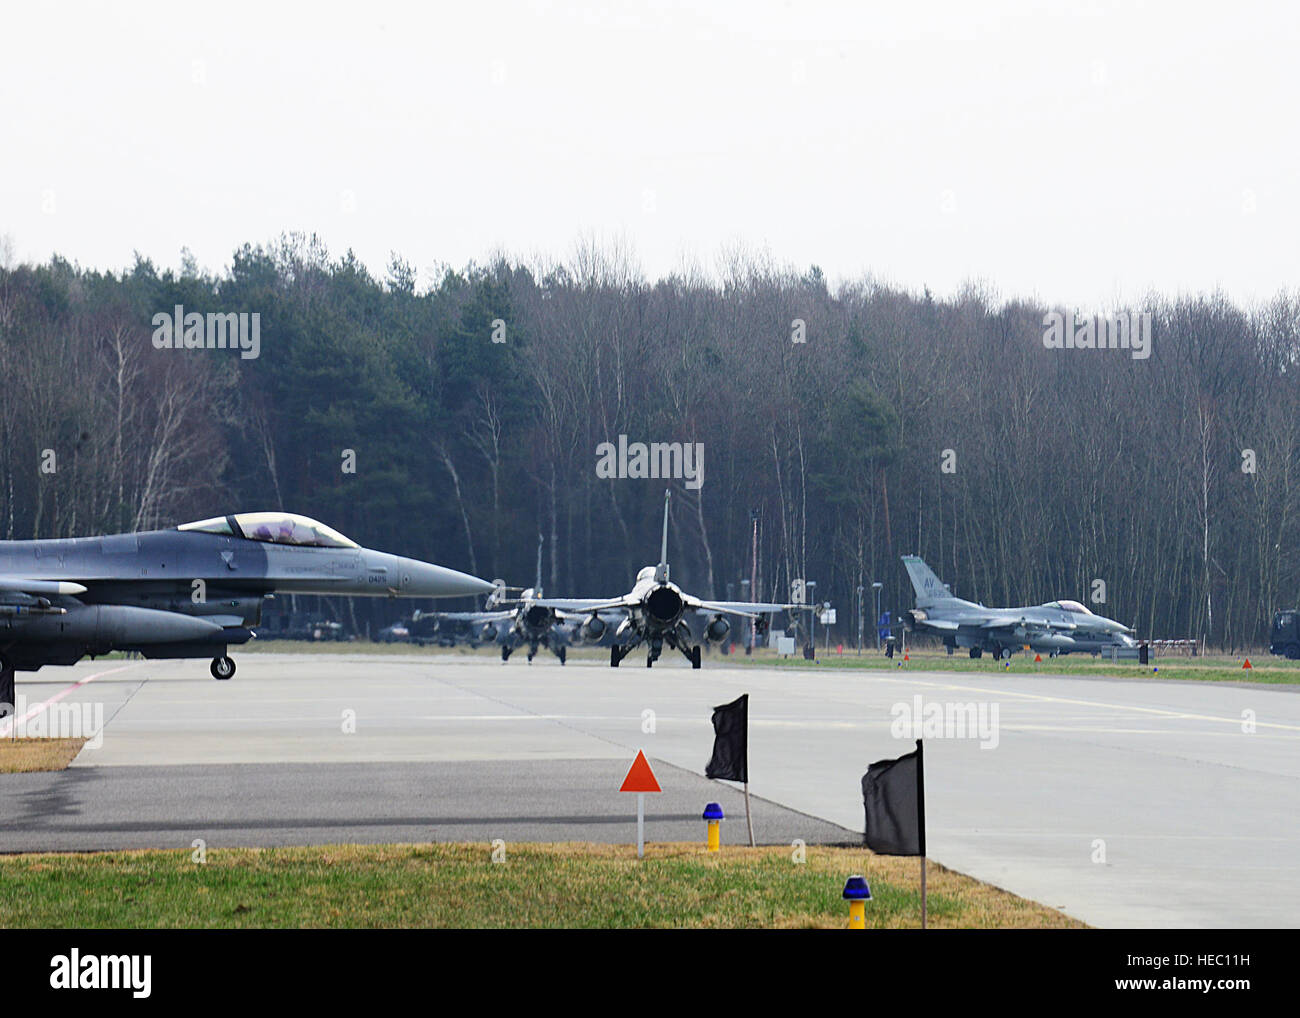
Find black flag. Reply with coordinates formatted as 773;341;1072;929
861;740;926;856
705;694;748;782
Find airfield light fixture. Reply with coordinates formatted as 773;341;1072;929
702;802;724;852
842;875;872;929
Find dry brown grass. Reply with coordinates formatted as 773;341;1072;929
0;737;87;773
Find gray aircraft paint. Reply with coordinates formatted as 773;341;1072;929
901;555;1135;659
0;514;494;705
530;490;801;668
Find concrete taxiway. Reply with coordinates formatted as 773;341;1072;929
2;652;1297;928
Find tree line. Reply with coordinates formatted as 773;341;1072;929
2;233;1297;649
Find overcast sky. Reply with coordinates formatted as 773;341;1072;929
3;1;1297;308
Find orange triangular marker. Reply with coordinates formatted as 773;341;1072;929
620;750;662;793
1034;654;1042;662
903;653;909;661
1243;659;1252;669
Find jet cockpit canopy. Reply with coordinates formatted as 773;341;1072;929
1047;599;1094;615
178;513;360;549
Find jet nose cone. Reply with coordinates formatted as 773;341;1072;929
431;566;497;599
390;556;496;599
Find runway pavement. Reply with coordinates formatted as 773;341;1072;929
0;759;849;852
2;651;1297;927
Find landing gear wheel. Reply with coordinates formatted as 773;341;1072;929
558;646;567;665
610;646;621;668
646;655;653;668
1000;647;1013;661
211;656;235;680
691;646;702;670
501;645;512;662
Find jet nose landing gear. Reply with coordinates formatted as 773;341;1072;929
210;656;236;680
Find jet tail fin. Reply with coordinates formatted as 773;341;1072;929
655;489;670;583
902;555;951;607
536;532;544;595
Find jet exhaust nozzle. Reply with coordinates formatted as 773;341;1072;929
524;605;552;630
645;586;683;625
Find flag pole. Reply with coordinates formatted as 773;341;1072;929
637;792;645;858
916;738;927;929
744;782;755;847
921;856;927;929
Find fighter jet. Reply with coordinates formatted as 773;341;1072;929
0;511;494;711
429;538;604;664
532;490;798;669
901;555;1136;660
436;586;585;664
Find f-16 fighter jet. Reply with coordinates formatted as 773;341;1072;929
531;490;799;669
0;511;494;711
436;585;585;664
901;555;1136;660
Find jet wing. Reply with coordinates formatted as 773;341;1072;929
430;610;515;624
532;597;634;613
686;598;798;620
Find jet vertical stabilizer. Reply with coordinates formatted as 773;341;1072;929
902;555;952;607
654;489;670;584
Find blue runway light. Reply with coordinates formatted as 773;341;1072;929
842;875;872;900
702;802;724;821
